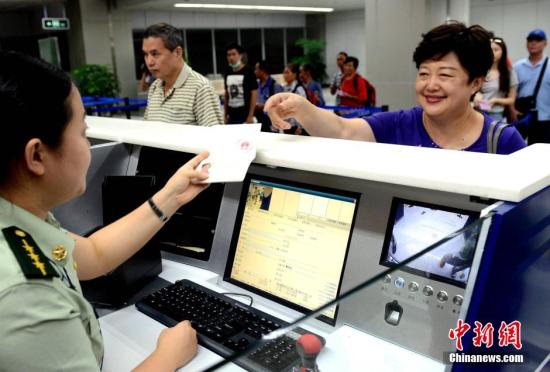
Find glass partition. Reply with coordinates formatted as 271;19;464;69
200;214;491;371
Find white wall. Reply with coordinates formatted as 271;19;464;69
132;10;305;30
76;0;136;99
325;10;367;79
470;0;550;63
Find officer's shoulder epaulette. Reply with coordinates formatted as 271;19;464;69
2;226;59;279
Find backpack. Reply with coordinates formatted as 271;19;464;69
352;74;376;107
487;120;509;154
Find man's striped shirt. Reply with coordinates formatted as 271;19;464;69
144;63;223;126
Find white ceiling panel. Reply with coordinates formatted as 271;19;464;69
117;0;364;12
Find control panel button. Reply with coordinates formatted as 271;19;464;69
436;290;448;302
422;285;433;297
394;277;405;289
383;274;391;284
453;295;463;306
384;300;403;326
408;282;419;292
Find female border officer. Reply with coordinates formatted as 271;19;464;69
0;51;208;371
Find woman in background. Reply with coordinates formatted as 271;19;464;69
474;37;518;122
281;63;307;135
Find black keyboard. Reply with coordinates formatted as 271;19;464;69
136;279;321;372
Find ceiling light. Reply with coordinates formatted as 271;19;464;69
174;3;334;12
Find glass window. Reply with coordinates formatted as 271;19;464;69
264;28;285;74
133;30;145;79
186;29;214;76
286;28;305;64
240;28;262;69
214;29;238;75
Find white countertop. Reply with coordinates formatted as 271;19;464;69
86;116;550;202
99;260;445;372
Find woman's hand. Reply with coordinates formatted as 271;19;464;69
264;93;310;130
163;151;210;206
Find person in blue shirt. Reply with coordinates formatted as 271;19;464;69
254;60;283;132
300;63;325;107
265;22;526;155
513;28;550;144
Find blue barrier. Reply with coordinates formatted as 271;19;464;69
82;96;148;119
321;105;389;118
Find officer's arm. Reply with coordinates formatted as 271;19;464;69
72;152;209;281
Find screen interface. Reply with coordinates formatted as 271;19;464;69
224;175;360;324
380;198;480;288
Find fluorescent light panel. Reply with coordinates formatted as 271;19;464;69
174;3;334;12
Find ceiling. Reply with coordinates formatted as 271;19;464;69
0;0;60;11
0;0;364;13
116;0;365;12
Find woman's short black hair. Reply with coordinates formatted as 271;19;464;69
413;21;493;82
143;23;184;51
0;51;73;185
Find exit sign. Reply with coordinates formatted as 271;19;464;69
42;18;70;31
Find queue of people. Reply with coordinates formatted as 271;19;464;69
0;19;547;372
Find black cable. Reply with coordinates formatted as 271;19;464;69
221;292;254;307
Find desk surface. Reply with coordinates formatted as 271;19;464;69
86;116;550;202
99;259;445;371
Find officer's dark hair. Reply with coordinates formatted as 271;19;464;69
413;21;493;82
344;56;359;70
143;22;184;51
338;51;348;57
226;42;244;54
0;51;73;185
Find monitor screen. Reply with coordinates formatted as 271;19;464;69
380;198;480;288
223;174;360;325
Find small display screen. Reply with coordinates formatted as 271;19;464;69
224;174;360;325
380;198;480;288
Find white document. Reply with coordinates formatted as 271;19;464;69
196;123;261;183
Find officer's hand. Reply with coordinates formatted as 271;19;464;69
264;92;309;130
164;151;210;206
156;320;198;369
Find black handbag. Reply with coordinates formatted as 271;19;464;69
514;57;548;114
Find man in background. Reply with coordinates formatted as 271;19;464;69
142;22;223;126
224;43;258;124
254;60;283;132
300;64;325;107
339;56;368;108
514;28;549;144
329;51;347;106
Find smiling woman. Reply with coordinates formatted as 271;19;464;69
264;21;527;155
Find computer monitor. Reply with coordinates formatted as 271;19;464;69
223;174;360;325
380;198;481;288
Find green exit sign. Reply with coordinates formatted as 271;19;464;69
42;18;70;31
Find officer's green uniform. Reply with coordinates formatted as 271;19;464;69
0;197;103;371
